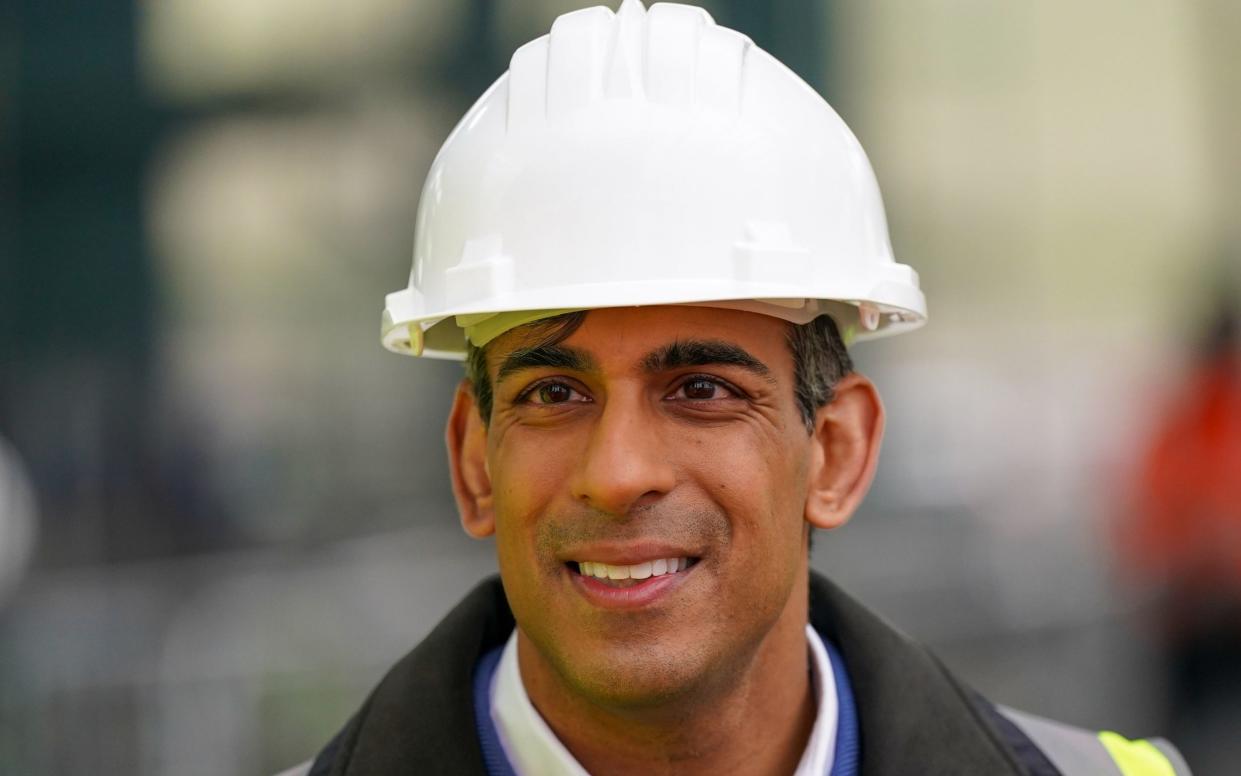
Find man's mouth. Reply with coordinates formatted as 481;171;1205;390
568;557;698;588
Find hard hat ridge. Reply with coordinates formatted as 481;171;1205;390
514;1;745;125
601;0;647;100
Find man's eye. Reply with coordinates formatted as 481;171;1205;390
521;381;586;405
673;378;734;401
538;383;573;403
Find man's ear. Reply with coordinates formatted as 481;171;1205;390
804;373;885;531
446;379;495;538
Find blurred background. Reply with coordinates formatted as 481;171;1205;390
3;0;1239;773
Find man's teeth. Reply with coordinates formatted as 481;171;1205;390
579;558;690;580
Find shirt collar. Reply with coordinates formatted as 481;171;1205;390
490;625;838;776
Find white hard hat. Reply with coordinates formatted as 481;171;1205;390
382;0;926;359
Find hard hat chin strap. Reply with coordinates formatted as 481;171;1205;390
457;299;852;350
458;309;586;348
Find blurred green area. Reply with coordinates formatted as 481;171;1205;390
1;1;1238;773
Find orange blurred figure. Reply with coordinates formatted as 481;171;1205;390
1123;288;1241;769
1129;301;1241;624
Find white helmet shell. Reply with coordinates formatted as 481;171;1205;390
383;0;926;358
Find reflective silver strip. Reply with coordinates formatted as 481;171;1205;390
1150;738;1193;776
998;707;1193;776
999;706;1124;775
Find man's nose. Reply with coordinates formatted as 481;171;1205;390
569;397;677;516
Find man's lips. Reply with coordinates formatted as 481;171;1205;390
563;551;701;608
552;537;705;607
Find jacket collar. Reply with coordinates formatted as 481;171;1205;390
806;573;1023;775
324;576;514;775
322;572;1023;776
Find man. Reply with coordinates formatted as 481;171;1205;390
289;2;1191;773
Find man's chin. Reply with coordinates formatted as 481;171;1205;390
536;637;732;713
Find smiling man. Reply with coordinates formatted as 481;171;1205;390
449;306;871;775
290;2;1190;775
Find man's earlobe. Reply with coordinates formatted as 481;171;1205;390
446;380;495;538
804;373;885;531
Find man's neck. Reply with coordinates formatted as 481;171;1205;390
516;579;816;776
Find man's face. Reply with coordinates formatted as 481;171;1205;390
469;305;823;707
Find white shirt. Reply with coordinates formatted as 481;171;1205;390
490;624;838;775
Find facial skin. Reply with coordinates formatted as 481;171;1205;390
447;306;883;775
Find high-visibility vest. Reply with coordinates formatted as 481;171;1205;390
1000;706;1191;776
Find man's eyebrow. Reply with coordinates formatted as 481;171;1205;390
641;340;774;380
496;344;598;383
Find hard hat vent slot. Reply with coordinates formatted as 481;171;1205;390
733;220;811;282
446;236;515;307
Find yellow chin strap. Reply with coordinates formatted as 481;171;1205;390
455;300;863;350
457;309;585;348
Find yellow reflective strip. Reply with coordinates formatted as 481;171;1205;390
1098;731;1176;776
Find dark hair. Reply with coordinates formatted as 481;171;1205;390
785;314;854;430
466;310;853;431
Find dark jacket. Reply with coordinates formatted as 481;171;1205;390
298;572;1189;776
